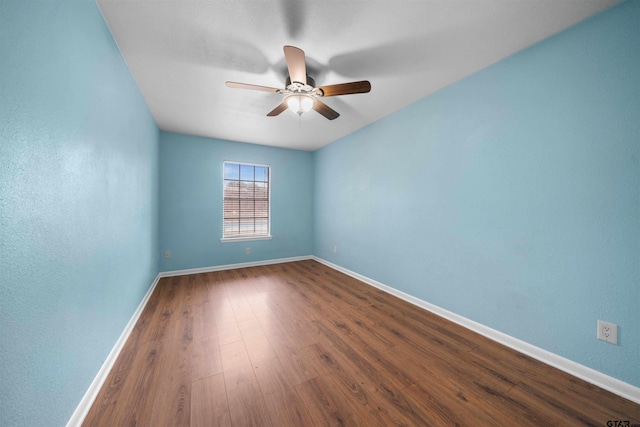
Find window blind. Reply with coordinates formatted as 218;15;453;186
223;162;270;238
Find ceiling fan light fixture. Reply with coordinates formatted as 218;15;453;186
286;94;315;116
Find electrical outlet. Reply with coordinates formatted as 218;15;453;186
333;245;338;254
597;320;617;345
164;251;171;259
246;247;251;255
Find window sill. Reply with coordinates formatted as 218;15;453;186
220;235;272;243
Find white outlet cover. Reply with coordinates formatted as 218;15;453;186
597;320;618;345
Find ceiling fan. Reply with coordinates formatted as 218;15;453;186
225;45;371;120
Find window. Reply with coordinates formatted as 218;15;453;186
222;161;271;241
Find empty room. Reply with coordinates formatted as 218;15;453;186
1;0;639;425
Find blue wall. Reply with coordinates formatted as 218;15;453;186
0;1;159;426
314;1;639;387
159;132;313;271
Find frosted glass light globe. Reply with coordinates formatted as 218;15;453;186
286;95;315;116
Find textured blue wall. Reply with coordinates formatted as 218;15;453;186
159;132;313;271
314;1;639;387
0;1;159;426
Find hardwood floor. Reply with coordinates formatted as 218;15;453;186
82;260;640;426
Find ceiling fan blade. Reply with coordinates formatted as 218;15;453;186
313;100;340;120
283;45;307;85
225;81;281;93
318;80;371;97
267;101;289;117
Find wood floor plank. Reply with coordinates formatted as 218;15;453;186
309;317;415;392
145;276;193;426
216;318;243;346
308;341;426;426
252;356;292;394
191;374;231;427
191;336;222;381
400;379;514;426
268;341;324;386
191;295;223;381
261;387;316;427
224;368;274;427
282;267;398;353
244;336;277;364
84;260;640;426
219;340;252;373
293;376;363;427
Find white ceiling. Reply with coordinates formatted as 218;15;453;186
97;0;618;151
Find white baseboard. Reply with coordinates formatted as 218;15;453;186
158;255;313;278
312;256;640;405
66;273;162;427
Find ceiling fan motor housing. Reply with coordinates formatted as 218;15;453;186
286;75;316;92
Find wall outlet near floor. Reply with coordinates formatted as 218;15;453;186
164;251;171;259
333;245;338;254
246;247;251;255
597;320;617;345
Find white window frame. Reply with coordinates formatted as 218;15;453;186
220;161;272;243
